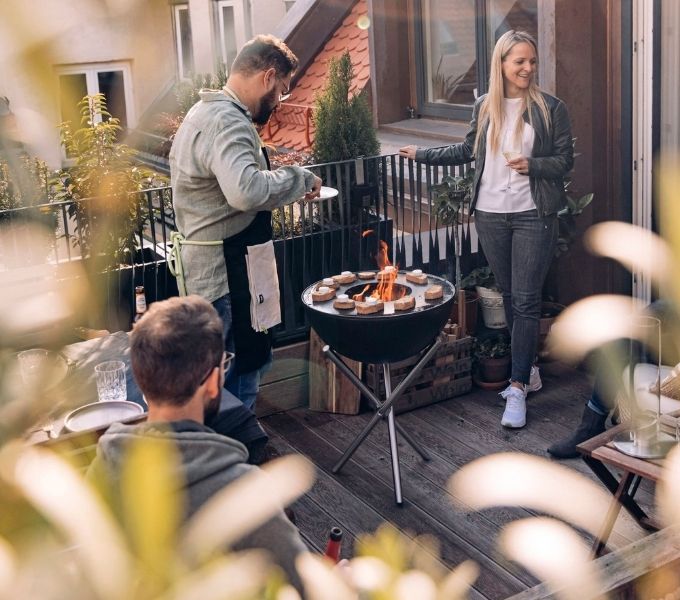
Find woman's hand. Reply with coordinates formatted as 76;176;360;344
398;145;418;160
506;155;529;175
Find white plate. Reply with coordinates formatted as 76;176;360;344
302;186;339;202
64;400;144;433
319;186;339;200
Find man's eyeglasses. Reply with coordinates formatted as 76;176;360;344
277;76;292;103
198;351;233;386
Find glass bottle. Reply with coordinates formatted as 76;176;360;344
133;286;147;324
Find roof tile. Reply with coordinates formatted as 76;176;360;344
260;0;370;154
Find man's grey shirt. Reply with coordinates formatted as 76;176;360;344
170;90;315;302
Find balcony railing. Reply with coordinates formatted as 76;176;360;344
0;152;478;344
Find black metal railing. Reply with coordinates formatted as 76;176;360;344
0;152;477;343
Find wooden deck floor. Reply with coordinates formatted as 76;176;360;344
261;360;656;600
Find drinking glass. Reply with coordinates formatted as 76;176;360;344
501;132;522;194
17;348;50;386
95;361;127;402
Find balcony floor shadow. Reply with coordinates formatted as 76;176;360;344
262;360;657;599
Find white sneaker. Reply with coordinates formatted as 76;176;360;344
500;385;527;428
526;365;542;394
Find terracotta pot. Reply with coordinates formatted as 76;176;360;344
450;290;479;336
478;355;511;383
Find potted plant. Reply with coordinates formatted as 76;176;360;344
460;266;506;329
473;332;511;389
431;56;464;103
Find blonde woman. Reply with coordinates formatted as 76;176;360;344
400;30;573;428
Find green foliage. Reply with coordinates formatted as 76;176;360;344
0;154;53;212
52;94;163;267
431;56;465;102
459;265;497;291
555;186;594;258
174;64;228;116
312;51;379;163
473;333;511;360
431;168;474;227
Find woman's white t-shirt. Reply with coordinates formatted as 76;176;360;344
476;97;536;213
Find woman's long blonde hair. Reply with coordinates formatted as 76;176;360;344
474;30;551;157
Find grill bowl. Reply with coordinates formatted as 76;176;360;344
302;272;455;364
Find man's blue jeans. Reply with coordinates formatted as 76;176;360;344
212;294;272;410
475;209;558;385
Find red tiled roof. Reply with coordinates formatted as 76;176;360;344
262;0;370;153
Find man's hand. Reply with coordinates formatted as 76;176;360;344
304;175;322;201
398;145;418;160
507;155;529;175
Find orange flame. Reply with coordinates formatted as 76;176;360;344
370;240;405;301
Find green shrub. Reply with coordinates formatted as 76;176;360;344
312;51;379;163
52;94;163;267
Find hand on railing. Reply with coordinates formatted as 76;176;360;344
398;145;418;160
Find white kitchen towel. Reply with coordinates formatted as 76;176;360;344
245;240;282;332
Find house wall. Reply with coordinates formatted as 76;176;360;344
552;0;628;302
0;0;174;168
369;0;412;124
250;0;289;36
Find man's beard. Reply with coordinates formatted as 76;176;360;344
252;88;278;125
203;393;221;424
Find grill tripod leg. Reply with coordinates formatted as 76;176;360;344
384;365;403;505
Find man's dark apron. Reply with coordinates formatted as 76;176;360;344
221;147;275;375
222;210;273;375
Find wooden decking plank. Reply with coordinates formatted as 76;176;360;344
436;391;653;547
322;410;541;588
266;431;404;562
332;409;536;530
264;410;525;599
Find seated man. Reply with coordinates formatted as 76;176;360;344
87;295;307;588
548;300;679;458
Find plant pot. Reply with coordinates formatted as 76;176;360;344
538;301;565;362
450;290;479;336
477;355;511;384
476;285;507;329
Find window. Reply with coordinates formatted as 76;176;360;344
174;4;194;80
56;62;135;130
215;0;249;73
416;0;537;119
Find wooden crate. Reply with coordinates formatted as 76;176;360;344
365;335;473;414
308;328;362;414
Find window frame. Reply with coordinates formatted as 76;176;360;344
173;3;194;81
414;0;492;120
214;0;250;73
55;61;136;129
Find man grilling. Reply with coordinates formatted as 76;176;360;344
170;34;322;411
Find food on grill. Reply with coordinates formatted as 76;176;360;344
405;269;427;285
319;277;338;290
358;271;376;280
333;271;356;285
424;285;444;300
312;286;336;302
394;296;416;311
356;299;385;314
333;299;356;310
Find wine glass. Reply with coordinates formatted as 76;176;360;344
501;132;522;193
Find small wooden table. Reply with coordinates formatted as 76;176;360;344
577;424;665;557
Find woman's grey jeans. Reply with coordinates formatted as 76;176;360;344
474;209;558;385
